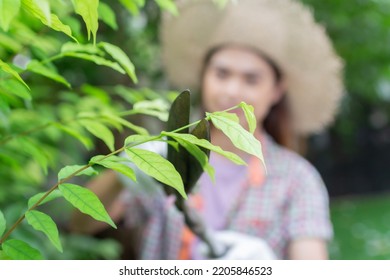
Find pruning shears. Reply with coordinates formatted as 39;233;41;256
163;90;227;259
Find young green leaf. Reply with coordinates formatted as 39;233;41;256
28;189;63;208
61;42;103;55
79;119;115;151
0;210;6;238
207;112;265;168
59;183;116;228
62;52;125;74
0;79;31;100
103;115;149;136
90;155;136;181
16;137;49;174
130;108;168;121
99;42;138;83
25;210;63;252
27;60;71;88
239;102;256;133
124;135;158;147
53;123;93;150
2;239;43;260
0;0;21;31
0;32;23;52
0;59;30;90
162;131;246;165
81;84;111;103
22;0;77;41
32;0;51;25
98;2;118;30
119;0;142;15
212;111;239;123
48;14;77;41
125;147;187;199
0;250;11;260
58;165;98;181
133;99;170;113
154;0;178;16
72;0;99;44
174;137;215;182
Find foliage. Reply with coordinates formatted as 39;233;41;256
301;0;390;147
0;0;263;259
330;194;390;260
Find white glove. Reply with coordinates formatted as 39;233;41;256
197;230;277;260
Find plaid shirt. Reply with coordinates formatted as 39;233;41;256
119;134;333;259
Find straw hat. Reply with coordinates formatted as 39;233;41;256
160;0;344;135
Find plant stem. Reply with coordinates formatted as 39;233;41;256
0;116;206;245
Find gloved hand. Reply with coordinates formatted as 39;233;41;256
197;230;277;260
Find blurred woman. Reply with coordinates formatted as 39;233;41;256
71;0;343;260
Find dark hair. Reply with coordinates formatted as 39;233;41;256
201;45;297;151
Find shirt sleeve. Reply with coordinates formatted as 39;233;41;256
285;157;333;241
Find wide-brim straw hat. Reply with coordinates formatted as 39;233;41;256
160;0;344;135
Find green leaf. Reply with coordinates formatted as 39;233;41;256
125;147;187;199
62;52;125;74
0;250;11;260
0;33;23;52
0;59;30;90
174;137;215;182
16;137;49;174
22;0;77;41
162;131;246;165
59;183;116;228
58;165;98;181
98;2;117;30
32;0;51;25
28;189;62;208
25;210;62;252
2;239;43;260
0;0;21;31
0;210;5;238
27;60;71;88
213;111;239;123
53;122;93;150
124;134;158;147
72;0;99;44
81;84;111;104
99;42;138;83
207;112;265;169
48;14;78;41
154;0;178;16
119;0;144;15
131;108;168;121
79;119;115;151
131;99;170;121
61;42;103;55
239;102;256;133
134;98;170;112
90;155;136;181
0;79;32;100
103;114;149;136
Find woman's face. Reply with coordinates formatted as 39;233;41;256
202;46;284;129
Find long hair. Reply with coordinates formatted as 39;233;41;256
200;46;298;152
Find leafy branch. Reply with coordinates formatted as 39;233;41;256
0;101;264;259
